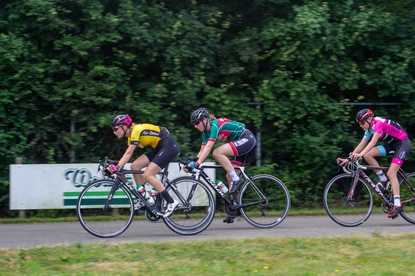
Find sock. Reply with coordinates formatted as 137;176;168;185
376;171;388;182
394;196;401;207
229;171;240;181
161;190;174;204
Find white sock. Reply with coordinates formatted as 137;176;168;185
394;196;401;207
376;171;388;182
229;171;239;181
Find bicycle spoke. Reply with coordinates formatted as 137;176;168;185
238;174;290;228
398;172;415;224
324;174;372;227
76;180;134;238
162;177;215;235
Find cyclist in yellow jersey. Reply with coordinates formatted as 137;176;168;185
107;114;179;217
129;123;164;149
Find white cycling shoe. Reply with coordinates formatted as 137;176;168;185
163;199;178;218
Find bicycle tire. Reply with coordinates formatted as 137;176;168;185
162;176;216;235
238;174;290;228
76;179;134;238
323;173;373;227
397;172;415;224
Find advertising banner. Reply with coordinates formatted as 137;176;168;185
10;162;216;210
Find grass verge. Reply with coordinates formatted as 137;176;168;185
1;234;415;275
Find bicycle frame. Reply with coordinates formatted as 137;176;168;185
347;163;415;208
106;172;157;215
192;164;267;210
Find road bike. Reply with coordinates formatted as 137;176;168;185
323;158;415;227
76;157;215;237
176;154;291;228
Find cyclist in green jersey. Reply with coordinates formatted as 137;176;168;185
186;108;257;196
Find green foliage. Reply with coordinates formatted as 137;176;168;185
1;0;414;216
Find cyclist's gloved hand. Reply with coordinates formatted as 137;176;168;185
109;164;119;174
337;157;352;167
188;161;200;170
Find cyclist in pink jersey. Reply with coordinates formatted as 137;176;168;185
337;109;412;219
185;107;257;197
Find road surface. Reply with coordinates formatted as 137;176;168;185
1;214;414;248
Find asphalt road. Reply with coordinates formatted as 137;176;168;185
1;214;414;249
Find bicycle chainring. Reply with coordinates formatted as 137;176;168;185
144;209;161;223
223;204;241;217
380;202;392;214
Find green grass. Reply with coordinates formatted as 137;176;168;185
1;234;415;275
1;209;414;275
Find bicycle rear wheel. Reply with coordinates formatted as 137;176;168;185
324;173;373;227
238;174;290;228
76;180;134;238
398;172;415;224
162;177;215;235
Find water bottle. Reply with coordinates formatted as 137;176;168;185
148;188;158;205
216;180;229;193
137;185;150;199
374;180;386;193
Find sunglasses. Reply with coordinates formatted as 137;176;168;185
193;121;201;126
358;121;365;126
112;126;120;132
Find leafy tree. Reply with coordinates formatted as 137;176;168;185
0;0;414;216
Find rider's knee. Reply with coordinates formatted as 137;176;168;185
212;148;223;159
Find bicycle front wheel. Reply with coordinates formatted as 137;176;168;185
76;179;134;238
162;177;215;235
398;172;415;224
238;174;290;228
323;173;373;227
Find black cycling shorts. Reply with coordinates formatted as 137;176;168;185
145;129;180;169
229;129;257;167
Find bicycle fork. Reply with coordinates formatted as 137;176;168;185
104;178;121;211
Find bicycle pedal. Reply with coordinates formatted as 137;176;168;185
223;216;235;224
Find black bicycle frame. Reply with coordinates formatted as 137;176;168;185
104;169;165;216
193;165;263;210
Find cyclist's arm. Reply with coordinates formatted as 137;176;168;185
356;133;380;158
196;140;215;164
338;137;368;165
117;144;137;169
352;137;369;155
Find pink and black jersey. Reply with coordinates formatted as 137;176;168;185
363;116;408;143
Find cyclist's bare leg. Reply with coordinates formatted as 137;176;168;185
142;162;165;192
130;155;150;185
213;144;236;187
363;147;382;173
387;163;400;199
213;144;235;172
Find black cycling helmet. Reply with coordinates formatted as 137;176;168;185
355;109;374;122
190;107;210;123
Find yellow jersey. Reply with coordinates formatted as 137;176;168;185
128;124;164;148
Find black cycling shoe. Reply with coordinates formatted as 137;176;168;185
229;178;244;194
223;216;235;223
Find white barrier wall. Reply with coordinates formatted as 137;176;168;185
10;162;216;210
